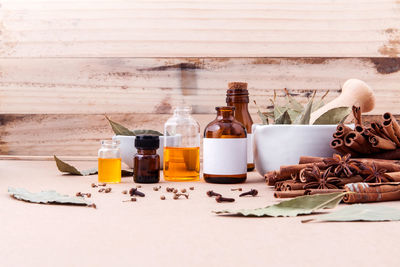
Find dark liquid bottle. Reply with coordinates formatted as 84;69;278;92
134;135;160;183
226;82;255;171
203;106;247;184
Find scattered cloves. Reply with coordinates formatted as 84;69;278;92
231;188;242;191
206;190;222;197
153;186;161;191
129;188;145;197
123;197;137;202
98;188;105;193
239;189;258;197
174;193;189;199
160;195;166;200
104;188;112;193
88;203;97;209
166;187;174;193
122;190;128;194
91;183;97;188
189;187;194;190
181;188;187;193
99;183;107;187
215;195;235;203
173;189;178;194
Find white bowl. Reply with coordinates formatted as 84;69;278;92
252;124;338;176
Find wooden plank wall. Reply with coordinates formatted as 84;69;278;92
0;0;399;156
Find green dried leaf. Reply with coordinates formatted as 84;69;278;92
132;129;163;136
313;106;351;125
275;110;292;124
214;192;346;217
54;155;133;177
310;204;400;222
284;88;304;112
312;90;329;112
286;109;301;122
254;100;269;125
105;116;135;136
54;155;98;176
294;91;315;124
8;187;90;206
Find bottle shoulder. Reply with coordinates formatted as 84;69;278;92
204;118;246;138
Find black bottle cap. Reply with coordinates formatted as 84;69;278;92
135;135;160;150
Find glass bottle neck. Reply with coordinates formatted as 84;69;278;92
216;110;235;120
137;149;157;155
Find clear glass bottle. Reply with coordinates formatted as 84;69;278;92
98;140;121;183
203;106;247;184
163;106;200;181
226;82;254;171
134;135;160;183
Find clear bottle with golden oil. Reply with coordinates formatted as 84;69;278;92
98;140;121;183
163;106;200;181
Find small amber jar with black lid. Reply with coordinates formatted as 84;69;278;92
134;135;160;183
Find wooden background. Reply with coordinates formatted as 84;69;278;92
0;0;400;156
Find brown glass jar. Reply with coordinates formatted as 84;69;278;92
203;106;247;184
226;82;255;171
134;135;160;183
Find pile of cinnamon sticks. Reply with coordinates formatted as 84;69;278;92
331;106;400;159
265;154;400;203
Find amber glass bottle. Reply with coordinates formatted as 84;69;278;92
203;106;247;184
226;82;255;171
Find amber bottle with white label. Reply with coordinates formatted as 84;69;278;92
226;82;254;171
203;106;247;184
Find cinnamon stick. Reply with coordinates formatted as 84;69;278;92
305;189;345;195
279;162;326;179
344;182;400;203
280;180;305;191
369;134;397;150
333;123;353;139
265;171;289;186
274;190;305;198
335;175;364;187
365;148;400;160
383;113;400;141
382;119;400;146
344;131;372;154
330;138;358;156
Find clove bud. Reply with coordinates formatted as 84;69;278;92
231;188;242;191
173;193;189;199
215;195;235;203
129;188;145;197
239;189;258;197
206;190;221;197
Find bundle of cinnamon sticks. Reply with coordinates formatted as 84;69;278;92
266;153;400;203
331;107;400;159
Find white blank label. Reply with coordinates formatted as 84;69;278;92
203;138;247;175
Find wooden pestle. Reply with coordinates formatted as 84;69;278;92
310;79;375;124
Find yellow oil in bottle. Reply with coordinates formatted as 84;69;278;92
163;147;200;181
98;158;121;183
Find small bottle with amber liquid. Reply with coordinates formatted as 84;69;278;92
163;106;200;181
203;106;247;184
226;82;255;171
134;135;160;183
98;140;121;183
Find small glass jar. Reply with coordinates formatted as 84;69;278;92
203;106;247;183
98;140;121;183
163;106;200;181
134;135;160;183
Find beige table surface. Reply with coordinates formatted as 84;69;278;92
1;160;400;267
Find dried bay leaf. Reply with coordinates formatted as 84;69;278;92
307;204;400;222
8;187;90;206
132;129;163;136
275;110;292;124
284;88;304;112
313;106;351;125
293;91;315;125
105;116;135;136
214;192;346;217
54;155;98;176
54;156;133;177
